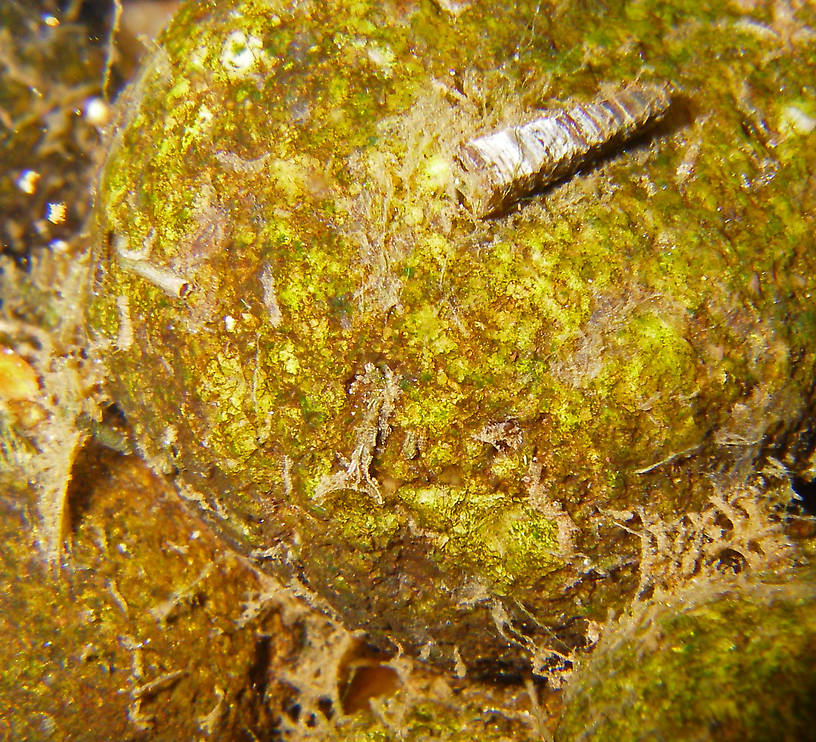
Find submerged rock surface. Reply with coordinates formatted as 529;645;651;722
87;0;816;673
556;565;816;741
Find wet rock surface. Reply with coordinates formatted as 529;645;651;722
87;0;816;673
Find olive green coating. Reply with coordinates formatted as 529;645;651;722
87;0;816;673
555;569;816;741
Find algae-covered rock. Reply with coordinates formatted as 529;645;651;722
555;566;816;741
333;668;554;742
86;0;816;674
0;446;293;741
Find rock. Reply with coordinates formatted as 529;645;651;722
0;446;292;740
86;0;816;674
556;565;816;741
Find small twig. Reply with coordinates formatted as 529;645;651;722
132;669;185;700
103;0;123;101
633;444;701;475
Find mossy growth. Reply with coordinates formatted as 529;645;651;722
556;566;816;741
86;0;816;673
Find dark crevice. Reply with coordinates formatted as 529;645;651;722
248;635;272;700
66;436;124;533
790;475;816;516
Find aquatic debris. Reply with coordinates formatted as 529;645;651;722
455;82;672;216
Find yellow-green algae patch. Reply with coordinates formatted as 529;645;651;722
86;0;816;674
556;566;816;741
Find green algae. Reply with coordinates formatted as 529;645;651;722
556;569;816;741
86;0;816;674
